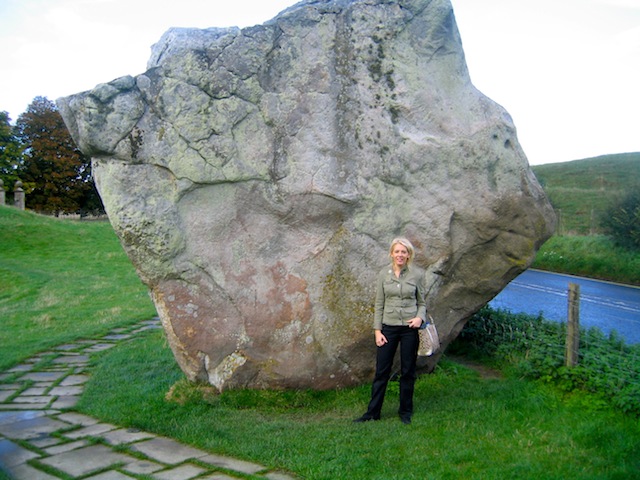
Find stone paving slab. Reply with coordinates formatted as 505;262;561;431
0;415;69;439
49;385;84;396
7;364;33;373
200;453;267;475
0;382;21;390
84;343;117;353
103;334;132;341
82;470;135;480
134;324;163;333
130;436;209;465
56;411;100;426
0;402;51;410
100;427;156;445
53;354;90;365
56;344;81;351
0;438;39;466
198;474;237;480
30;435;62;448
153;463;207;480
64;422;118;439
38;443;137;477
121;458;165;475
0;403;48;411
44;439;89;455
60;374;90;386
32;382;55;389
0;410;46;425
7;463;61;480
12;394;55;404
50;395;81;409
21;387;48;395
0;390;16;402
20;371;67;382
264;473;299;480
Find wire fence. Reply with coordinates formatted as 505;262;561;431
455;296;640;416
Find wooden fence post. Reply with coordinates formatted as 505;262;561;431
565;283;580;367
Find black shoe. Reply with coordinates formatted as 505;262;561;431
353;415;378;423
400;416;412;425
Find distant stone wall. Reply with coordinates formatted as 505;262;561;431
0;180;25;210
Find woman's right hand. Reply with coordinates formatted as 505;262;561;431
375;330;388;347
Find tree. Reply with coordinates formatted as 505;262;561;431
601;189;640;250
15;96;103;215
0;111;23;192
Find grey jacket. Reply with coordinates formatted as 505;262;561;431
373;265;427;330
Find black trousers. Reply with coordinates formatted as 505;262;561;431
364;325;419;420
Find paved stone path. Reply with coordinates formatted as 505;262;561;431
0;319;296;480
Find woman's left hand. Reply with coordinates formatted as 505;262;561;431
408;317;423;329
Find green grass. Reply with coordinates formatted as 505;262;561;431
78;328;640;480
532;152;640;235
0;205;156;370
533;235;640;285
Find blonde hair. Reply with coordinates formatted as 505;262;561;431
389;237;415;265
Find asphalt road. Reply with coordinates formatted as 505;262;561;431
489;269;640;344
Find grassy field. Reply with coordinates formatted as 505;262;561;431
532;152;640;235
78;328;640;479
0;205;156;370
532;235;640;285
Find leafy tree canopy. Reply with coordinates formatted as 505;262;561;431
15;96;103;215
601;188;640;250
0;110;23;190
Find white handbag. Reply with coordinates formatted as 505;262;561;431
418;315;440;356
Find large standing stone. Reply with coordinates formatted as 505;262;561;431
57;0;555;391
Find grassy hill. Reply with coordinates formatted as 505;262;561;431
0;206;156;370
532;152;640;235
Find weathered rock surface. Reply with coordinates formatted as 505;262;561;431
57;0;555;391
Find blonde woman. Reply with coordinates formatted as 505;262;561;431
354;237;427;424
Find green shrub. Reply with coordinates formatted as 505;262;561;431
450;307;640;416
600;188;640;250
